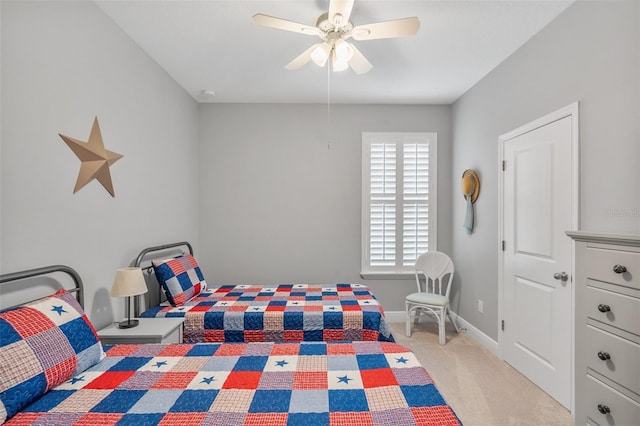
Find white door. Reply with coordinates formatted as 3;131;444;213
500;105;577;409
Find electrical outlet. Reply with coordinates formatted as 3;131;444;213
477;300;484;314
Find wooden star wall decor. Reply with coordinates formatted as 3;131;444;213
59;117;123;197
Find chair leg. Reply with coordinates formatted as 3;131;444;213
405;304;412;337
438;311;446;345
447;308;460;333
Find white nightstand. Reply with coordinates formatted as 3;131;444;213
98;317;185;345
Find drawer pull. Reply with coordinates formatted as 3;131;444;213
597;351;611;361
597;404;610;415
612;264;627;274
597;304;611;313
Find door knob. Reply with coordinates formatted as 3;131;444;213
553;272;569;281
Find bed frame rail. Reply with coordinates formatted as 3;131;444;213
0;265;84;309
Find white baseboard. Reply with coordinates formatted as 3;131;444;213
386;310;499;358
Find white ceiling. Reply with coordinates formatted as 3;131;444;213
95;0;574;104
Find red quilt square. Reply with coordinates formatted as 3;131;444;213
75;413;123;425
244;413;288;425
379;343;407;353
244;330;265;342
266;305;285;312
105;344;143;357
159;413;208;425
410;406;461;425
2;309;55;338
84;371;135;389
5;413;45;423
283;331;304;342
330;412;374;425
44;357;76;387
362;330;379;341
215;344;247;356
270;344;299;356
336;286;352;292
323;330;344;341
327;344;356;355
361;368;398;388
158;344;194;357
342;305;361;311
222;371;262;389
204;329;225;342
293;371;327;390
190;305;211;312
305;305;323;312
152;372;198;389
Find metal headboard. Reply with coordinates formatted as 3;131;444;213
133;241;194;314
134;241;193;269
0;265;84;309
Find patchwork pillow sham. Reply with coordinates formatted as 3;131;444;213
0;289;105;424
153;254;207;306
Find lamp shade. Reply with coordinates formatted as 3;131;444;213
110;267;148;298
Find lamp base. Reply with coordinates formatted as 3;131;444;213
117;319;139;329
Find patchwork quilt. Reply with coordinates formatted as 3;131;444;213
140;284;395;343
7;341;461;426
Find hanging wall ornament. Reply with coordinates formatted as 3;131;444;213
59;117;123;197
461;169;480;234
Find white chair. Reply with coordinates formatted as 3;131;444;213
405;251;460;345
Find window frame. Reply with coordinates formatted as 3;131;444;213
360;132;438;279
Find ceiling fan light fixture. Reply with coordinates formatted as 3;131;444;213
332;50;349;72
334;39;354;63
311;43;331;66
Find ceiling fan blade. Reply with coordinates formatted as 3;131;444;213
351;17;420;41
329;0;355;28
253;14;320;36
285;44;320;70
348;44;373;75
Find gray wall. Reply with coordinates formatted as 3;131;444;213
450;0;640;341
1;1;200;328
198;103;451;312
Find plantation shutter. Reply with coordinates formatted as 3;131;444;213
362;133;436;276
402;142;430;266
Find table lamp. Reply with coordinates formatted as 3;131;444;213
111;267;147;328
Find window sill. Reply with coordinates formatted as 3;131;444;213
360;272;415;280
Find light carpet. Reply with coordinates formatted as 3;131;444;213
389;322;573;426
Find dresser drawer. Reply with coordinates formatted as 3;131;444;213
587;247;640;290
585;286;640;335
585;325;640;395
585;375;640;426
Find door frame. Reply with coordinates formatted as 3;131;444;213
497;102;579;413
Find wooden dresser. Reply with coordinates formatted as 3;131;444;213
567;231;640;425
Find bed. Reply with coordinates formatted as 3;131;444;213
0;265;461;425
135;242;395;343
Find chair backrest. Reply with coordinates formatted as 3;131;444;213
414;251;454;299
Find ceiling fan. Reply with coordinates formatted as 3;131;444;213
253;0;420;75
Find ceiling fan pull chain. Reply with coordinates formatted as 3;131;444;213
327;62;332;150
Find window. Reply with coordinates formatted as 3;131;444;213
361;132;437;278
